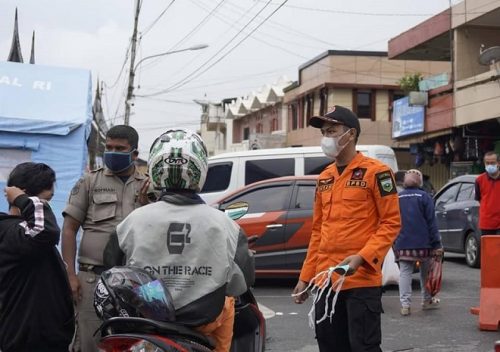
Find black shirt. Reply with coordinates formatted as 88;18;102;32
0;195;74;351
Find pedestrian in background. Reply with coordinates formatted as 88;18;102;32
0;163;74;352
61;125;150;351
475;151;500;236
292;105;401;352
394;169;443;316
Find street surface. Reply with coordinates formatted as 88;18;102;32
253;253;500;352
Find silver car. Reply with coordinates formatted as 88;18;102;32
434;175;481;268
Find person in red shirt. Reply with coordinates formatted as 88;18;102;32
475;151;500;235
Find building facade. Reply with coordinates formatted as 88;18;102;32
282;50;450;176
388;0;500;188
224;78;292;152
196;79;292;155
195;98;235;156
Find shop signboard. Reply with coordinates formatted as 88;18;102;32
392;96;425;138
419;73;449;91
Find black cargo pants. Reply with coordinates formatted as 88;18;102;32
315;286;383;352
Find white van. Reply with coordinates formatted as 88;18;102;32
200;145;398;204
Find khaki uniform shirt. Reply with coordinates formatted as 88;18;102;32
63;167;147;265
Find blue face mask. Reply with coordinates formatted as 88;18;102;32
485;164;498;175
103;150;135;173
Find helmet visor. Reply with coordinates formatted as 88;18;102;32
131;279;176;322
103;267;176;322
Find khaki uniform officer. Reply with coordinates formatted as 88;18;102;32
61;125;149;352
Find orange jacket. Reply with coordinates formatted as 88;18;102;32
299;152;401;290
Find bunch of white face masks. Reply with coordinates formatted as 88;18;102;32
291;264;349;329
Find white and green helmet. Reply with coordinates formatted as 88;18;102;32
148;129;208;192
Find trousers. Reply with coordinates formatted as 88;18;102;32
315;287;383;352
195;297;235;352
398;259;432;308
71;270;100;352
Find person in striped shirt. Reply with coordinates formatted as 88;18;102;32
0;162;74;352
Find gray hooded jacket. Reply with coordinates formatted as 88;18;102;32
104;192;254;326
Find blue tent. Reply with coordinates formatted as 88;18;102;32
0;61;92;227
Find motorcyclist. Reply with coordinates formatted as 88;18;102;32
103;128;254;352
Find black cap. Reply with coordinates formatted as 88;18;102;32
309;105;361;138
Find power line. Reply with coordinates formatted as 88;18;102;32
138;46;452;98
239;2;404;52
259;2;435;16
139;0;260;87
221;0;344;49
196;0;403;61
127;2;487;102
196;0;439;72
101;81;112;124
106;41;132;89
140;0;176;38
167;0;225;51
137;0;418;96
255;0;498;17
195;0;327;51
136;96;198;105
111;76;130;126
140;0;289;97
142;65;295;93
139;0;226;72
140;0;273;97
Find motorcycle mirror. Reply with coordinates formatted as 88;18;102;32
225;201;249;220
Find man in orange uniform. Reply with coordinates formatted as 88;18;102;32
293;105;401;352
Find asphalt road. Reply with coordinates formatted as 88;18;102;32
252;253;500;352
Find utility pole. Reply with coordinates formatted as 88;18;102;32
124;0;141;126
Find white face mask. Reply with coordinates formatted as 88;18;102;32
321;130;351;159
485;164;498;175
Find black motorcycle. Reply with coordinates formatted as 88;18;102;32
93;263;265;352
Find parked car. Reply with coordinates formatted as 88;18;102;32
201;145;398;204
433;175;480;268
213;175;400;284
214;175;317;278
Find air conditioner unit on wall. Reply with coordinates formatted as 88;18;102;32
409;91;428;107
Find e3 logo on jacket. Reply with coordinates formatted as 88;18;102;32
166;222;192;254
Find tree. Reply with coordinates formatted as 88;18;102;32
397;73;423;94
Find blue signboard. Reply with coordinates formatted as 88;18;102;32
392;96;425;138
0;61;92;135
0;61;92;228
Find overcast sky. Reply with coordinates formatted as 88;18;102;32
0;0;458;158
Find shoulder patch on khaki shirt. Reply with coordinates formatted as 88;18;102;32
71;177;85;196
